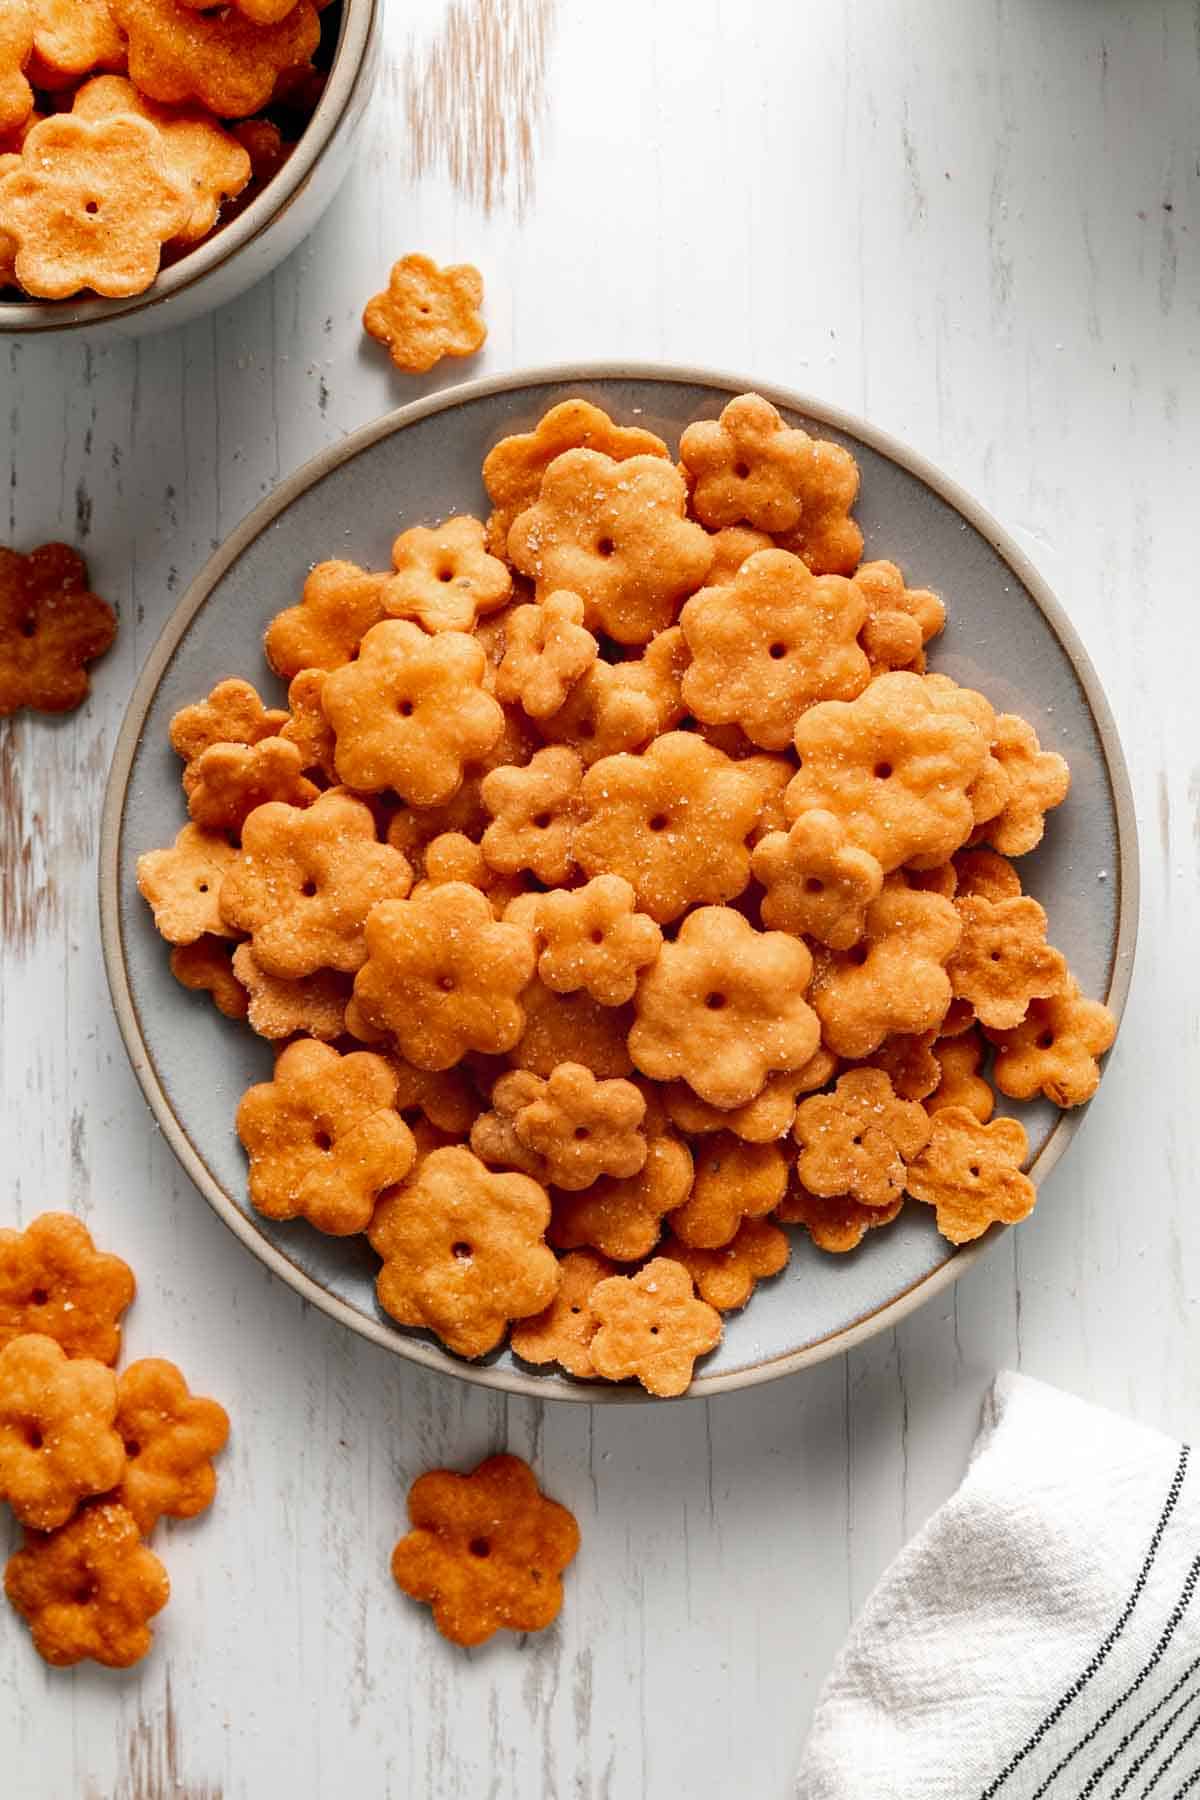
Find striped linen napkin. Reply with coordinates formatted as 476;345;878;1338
799;1372;1200;1800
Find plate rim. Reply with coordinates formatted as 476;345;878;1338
98;361;1140;1402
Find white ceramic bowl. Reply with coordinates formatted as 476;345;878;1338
0;0;378;339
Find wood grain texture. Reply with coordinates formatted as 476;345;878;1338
2;0;1199;1795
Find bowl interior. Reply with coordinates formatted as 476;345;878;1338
106;369;1135;1399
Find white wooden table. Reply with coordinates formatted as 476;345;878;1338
2;1;1198;1793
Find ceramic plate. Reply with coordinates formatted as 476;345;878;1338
100;365;1138;1401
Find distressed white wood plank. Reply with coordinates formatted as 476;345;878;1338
2;0;1200;1795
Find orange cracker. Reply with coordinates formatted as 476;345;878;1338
278;668;338;780
506;978;634;1080
0;543;116;716
659;1217;790;1312
28;0;124;89
948;893;1068;1030
0;1213;135;1366
509;1249;615;1378
976;713;1071;855
667;1134;789;1249
0;1;33;137
704;525;774;586
482;397;671;560
183;736;318;832
678;392;852;541
629;904;819;1109
178;0;302;21
368;1146;558;1359
854;560;945;675
905;1106;1035;1245
169;676;287;764
861;1029;940;1102
548;1132;693;1263
498;1063;646;1191
383;515;511;634
777;1185;904;1254
680;549;870;749
612;625;691;735
927;1027;995;1122
109;0;321;119
0;1335;124;1531
113;1358;229;1535
810;881;961;1059
72;75;251;246
391;1454;579;1647
219;789;413;978
792;1068;930;1208
588;1258;722;1397
953;847;1022;903
662;1049;838;1144
787;671;989;873
494;590;598;718
480;744;584;886
231;944;350;1042
363;253;486;375
137;822;239;945
752;808;883;949
352;883;536;1070
508;448;713;645
321;620;503;805
5;1502;169;1669
512;874;663;1007
0;114;190;300
169;935;249;1020
263;560;389;678
574;731;763;923
535;658;660;765
236;1038;416;1235
985;978;1116;1109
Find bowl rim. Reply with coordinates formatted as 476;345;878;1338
0;0;377;335
99;361;1140;1402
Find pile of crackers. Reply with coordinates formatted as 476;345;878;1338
136;391;1118;1398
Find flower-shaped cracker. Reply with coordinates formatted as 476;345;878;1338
629;905;820;1109
482;397;670;557
680;393;850;541
953;847;1022;902
384;515;512;634
792;1068;931;1208
0;543;116;715
263;560;389;678
660;1218;790;1312
183;737;318;832
502;1063;646;1191
0;1213;135;1365
5;1502;169;1668
985;979;1117;1109
704;525;774;585
72;75;251;246
776;1186;903;1254
614;626;691;734
549;1133;693;1263
179;0;301;21
479;745;584;886
230;945;349;1042
390;1056;479;1136
787;673;990;873
169;936;249;1020
109;0;321;118
772;439;865;577
508;448;714;645
978;713;1071;855
0;1;33;136
663;1050;838;1143
853;560;945;674
353;883;536;1069
0;114;190;299
0;1335;124;1530
137;823;238;945
667;1134;789;1249
927;1028;995;1121
516;874;663;1007
507;979;634;1080
861;1030;940;1101
113;1358;229;1535
169;676;288;765
322;620;503;805
948;894;1068;1030
752;808;884;949
236;1039;415;1235
391;1454;579;1647
368;1147;558;1359
278;668;338;780
810;883;961;1058
28;0;124;88
589;1258;722;1397
509;1249;615;1378
680;549;870;750
414;832;527;915
905;1107;1035;1245
575;732;763;923
494;590;598;718
469;1074;552;1182
363;253;486;374
219;790;413;979
536;659;659;765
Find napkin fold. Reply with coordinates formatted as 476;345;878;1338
798;1372;1200;1800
